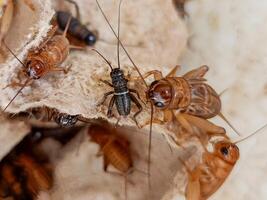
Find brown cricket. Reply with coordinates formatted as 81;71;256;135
179;122;267;200
180;139;239;200
146;65;219;119
0;153;53;200
0;124;54;200
139;65;240;136
88;123;133;174
16;106;91;127
2;14;79;112
88;122;135;200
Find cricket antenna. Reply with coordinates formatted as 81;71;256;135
218;89;241;136
124;174;128;200
95;0;148;88
218;112;241;136
2;41;32;112
234;123;267;144
64;0;81;20
3;77;31;112
117;0;122;69
63;15;72;38
92;48;113;70
3;40;27;68
147;103;153;195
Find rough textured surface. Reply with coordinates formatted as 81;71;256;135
0;0;187;130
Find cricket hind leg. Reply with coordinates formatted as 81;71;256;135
131;70;164;82
37;25;58;50
181;113;227;139
179;157;201;200
140;117;165;128
97;91;114;106
183;65;209;79
166;65;181;77
180;113;228;150
107;96;116;118
140;109;173;128
129;89;145;104
50;64;72;74
129;93;143;128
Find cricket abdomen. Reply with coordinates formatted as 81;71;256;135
115;92;131;116
104;141;132;173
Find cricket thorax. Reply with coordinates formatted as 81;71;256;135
148;77;191;110
110;68;128;90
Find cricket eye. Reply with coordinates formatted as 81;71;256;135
155;102;164;108
220;147;229;156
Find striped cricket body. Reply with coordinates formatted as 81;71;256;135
93;46;143;125
111;68;131;117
